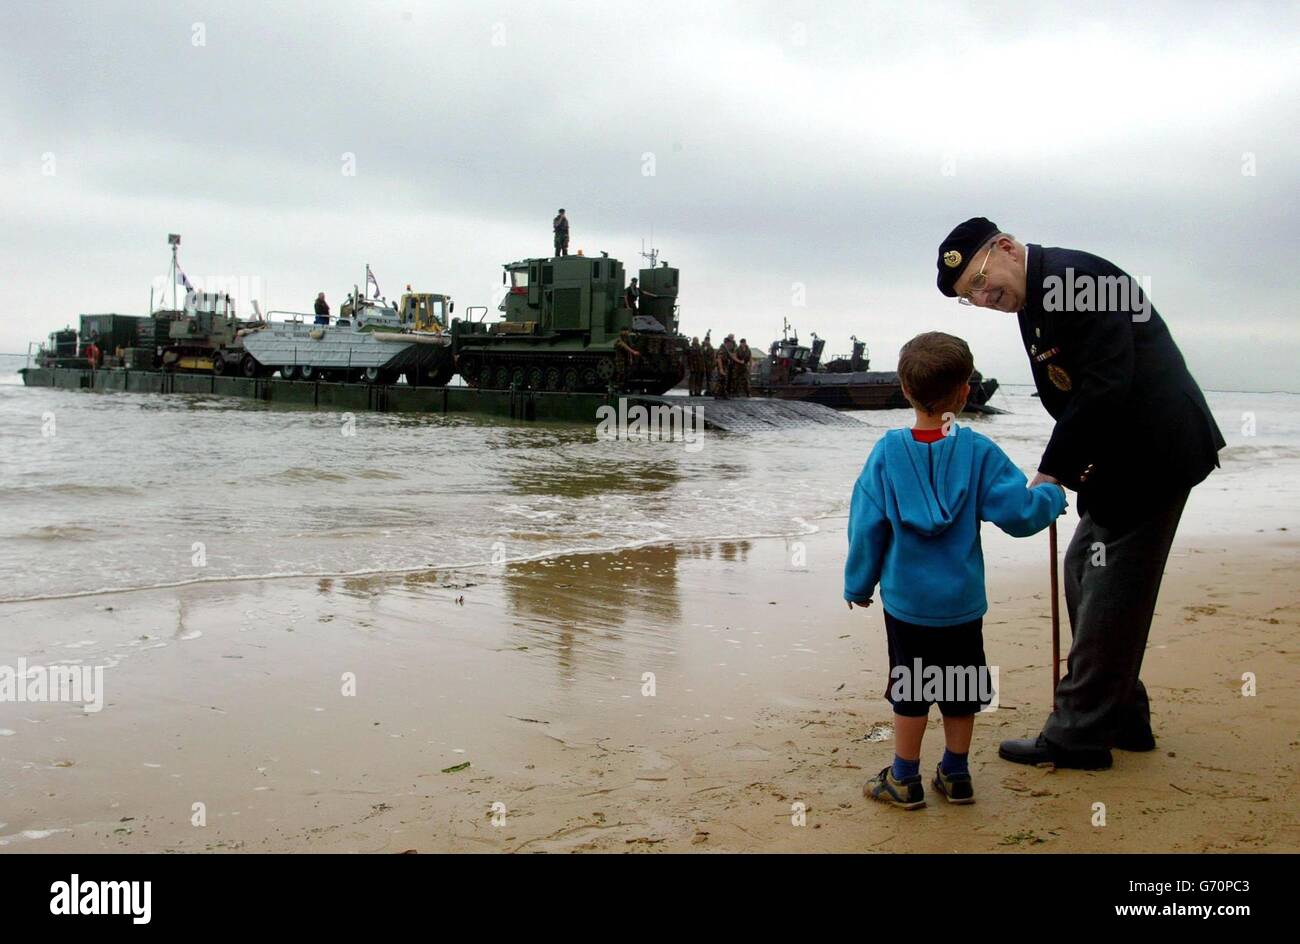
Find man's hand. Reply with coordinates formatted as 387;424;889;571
846;598;873;610
1029;472;1061;489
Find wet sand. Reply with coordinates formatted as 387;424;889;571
0;508;1296;853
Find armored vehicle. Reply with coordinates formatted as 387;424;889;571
451;254;687;393
240;287;454;384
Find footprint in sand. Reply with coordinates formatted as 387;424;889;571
727;743;772;762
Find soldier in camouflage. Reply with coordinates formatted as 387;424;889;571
735;338;753;397
687;337;705;396
614;327;641;385
701;334;715;397
720;334;739;396
553;209;570;257
715;336;735;398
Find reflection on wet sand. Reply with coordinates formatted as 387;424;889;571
501;543;684;676
686;540;754;564
504;449;684;499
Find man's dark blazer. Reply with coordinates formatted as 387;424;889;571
1018;245;1225;526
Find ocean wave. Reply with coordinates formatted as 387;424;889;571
0;483;143;500
0;522;823;606
268;467;350;483
13;524;98;542
1218;444;1300;463
354;468;405;480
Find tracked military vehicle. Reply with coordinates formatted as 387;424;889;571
451;254;687;394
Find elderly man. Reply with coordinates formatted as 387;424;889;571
936;217;1224;770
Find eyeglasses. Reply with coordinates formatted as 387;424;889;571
957;244;996;306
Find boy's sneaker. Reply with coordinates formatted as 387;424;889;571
932;763;975;804
863;766;925;810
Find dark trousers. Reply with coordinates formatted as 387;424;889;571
1042;489;1190;751
554;237;568;257
714;367;729;397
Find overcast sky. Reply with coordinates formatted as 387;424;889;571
2;1;1296;390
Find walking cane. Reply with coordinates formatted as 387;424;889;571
1049;521;1061;709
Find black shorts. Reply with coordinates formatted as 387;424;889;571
883;609;993;717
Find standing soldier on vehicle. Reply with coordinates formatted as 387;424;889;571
715;336;735;398
720;334;740;396
625;277;640;313
735;338;753;397
614;327;641;386
701;333;715;397
553;209;570;257
314;292;330;325
685;338;705;396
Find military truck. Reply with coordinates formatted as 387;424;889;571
78;314;151;363
395;289;457;385
450;254;687;394
35;327;83;368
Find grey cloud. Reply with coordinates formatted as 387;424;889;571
1;1;1296;390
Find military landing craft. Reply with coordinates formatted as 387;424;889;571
751;321;1002;412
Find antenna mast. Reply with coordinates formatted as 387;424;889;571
639;237;658;270
167;233;181;311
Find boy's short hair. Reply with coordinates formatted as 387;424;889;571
897;332;974;413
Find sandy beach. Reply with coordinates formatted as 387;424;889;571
2;505;1295;854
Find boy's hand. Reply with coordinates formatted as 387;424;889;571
1029;472;1060;489
846;598;873;610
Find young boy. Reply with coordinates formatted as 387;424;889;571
844;332;1067;809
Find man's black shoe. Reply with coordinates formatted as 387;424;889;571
998;734;1113;770
1113;728;1157;752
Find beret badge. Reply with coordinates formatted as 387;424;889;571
936;217;998;297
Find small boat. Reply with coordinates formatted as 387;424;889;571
750;322;1001;413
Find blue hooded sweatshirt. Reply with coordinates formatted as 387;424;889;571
844;425;1067;626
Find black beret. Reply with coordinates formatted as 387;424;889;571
936;217;999;297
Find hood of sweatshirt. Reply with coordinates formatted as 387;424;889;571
880;427;975;536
